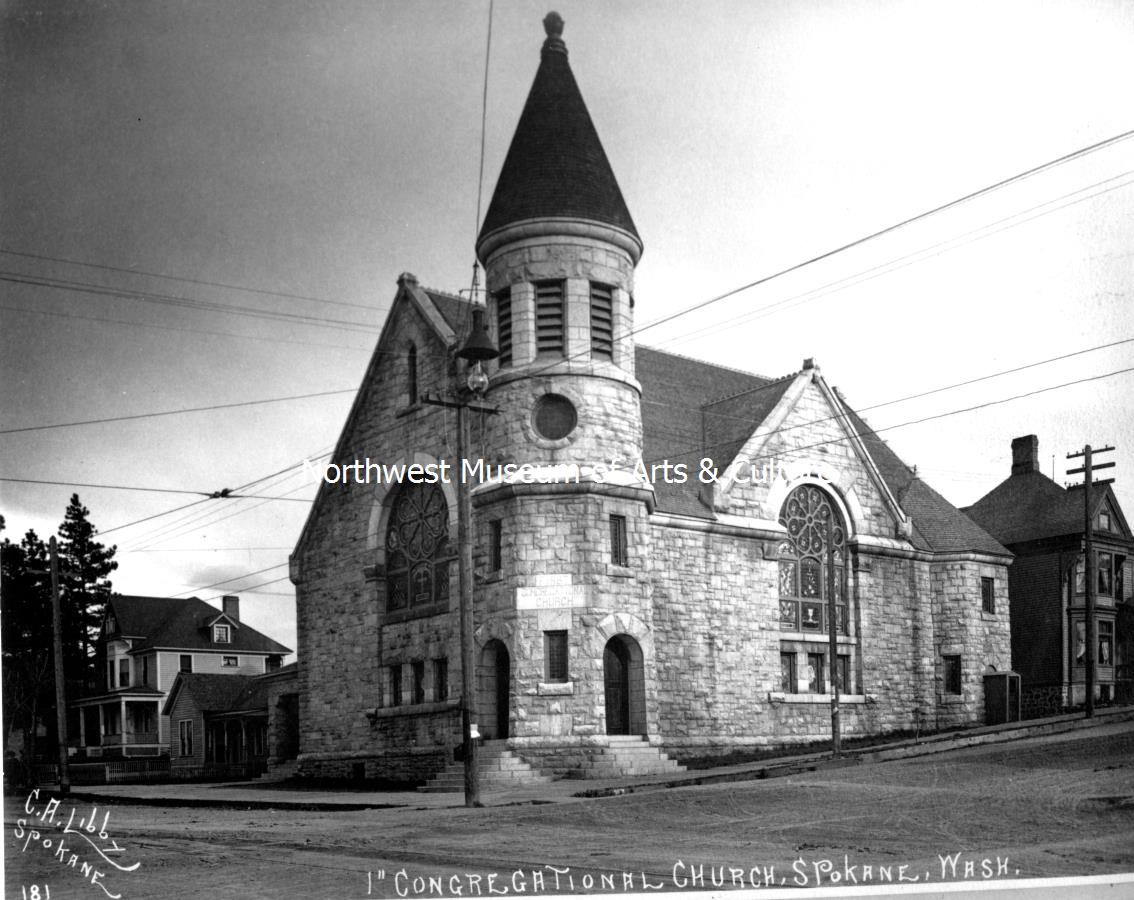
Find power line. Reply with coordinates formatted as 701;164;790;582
168;563;288;598
0;388;357;435
0;272;383;334
0;246;383;313
0;475;314;501
0;302;375;354
655;170;1134;352
629;128;1134;341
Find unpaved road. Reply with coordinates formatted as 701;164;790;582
6;723;1133;899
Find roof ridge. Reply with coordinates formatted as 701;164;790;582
422;286;467;302
637;343;778;383
702;372;796;408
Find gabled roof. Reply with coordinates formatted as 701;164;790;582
964;470;1123;546
477;13;639;250
161;672;268;717
106;595;291;655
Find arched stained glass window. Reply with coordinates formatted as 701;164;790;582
386;482;451;613
778;485;847;634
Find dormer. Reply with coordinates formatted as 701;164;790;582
201;612;240;644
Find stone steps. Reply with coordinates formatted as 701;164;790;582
587;737;685;778
418;743;551;793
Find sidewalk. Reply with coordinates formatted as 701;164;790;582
32;705;1134;811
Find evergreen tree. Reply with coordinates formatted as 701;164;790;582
1;517;53;757
57;494;118;692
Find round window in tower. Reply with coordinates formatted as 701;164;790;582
532;393;577;441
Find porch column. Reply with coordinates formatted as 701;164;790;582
78;709;86;747
120;698;127;741
98;704;105;739
240;721;247;761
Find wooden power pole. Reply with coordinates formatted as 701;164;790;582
49;536;71;793
1067;443;1115;718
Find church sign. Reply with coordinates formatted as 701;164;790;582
516;574;586;610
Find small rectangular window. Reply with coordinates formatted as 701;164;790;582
807;653;825;694
1098;552;1113;596
495;289;513;368
178;720;193;757
1099;620;1114;667
610;514;628;567
943;655;962;695
118;658;130;688
837;654;851;694
535;281;565;356
981;576;995;614
213;623;231;643
412;660;426;705
780;652;797;693
180;654;193;673
389;665;403;706
545;631;568;683
433;658;449;702
108;660;115;690
489;520;503;573
222;656;238;668
142;656;150;686
590;282;614;359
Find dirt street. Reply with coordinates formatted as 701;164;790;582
5;723;1133;900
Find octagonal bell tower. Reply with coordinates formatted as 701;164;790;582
476;11;644;471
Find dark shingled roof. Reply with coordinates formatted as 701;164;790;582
963;470;1111;545
637;345;790;518
396;294;1004;553
477;20;639;246
108;595;291;655
163;673;268;717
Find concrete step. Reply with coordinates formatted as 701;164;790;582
418;746;552;793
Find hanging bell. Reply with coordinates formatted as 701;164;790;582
457;306;499;362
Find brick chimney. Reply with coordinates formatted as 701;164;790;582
1011;435;1039;476
222;594;240;622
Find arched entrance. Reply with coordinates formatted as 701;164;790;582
477;640;510;740
603;635;646;736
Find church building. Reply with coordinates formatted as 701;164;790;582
289;13;1012;783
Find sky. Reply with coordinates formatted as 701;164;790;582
3;0;1133;659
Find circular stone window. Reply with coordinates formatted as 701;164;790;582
532;393;577;441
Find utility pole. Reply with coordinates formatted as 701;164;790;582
49;536;71;794
421;303;498;807
826;515;841;757
1067;443;1115;718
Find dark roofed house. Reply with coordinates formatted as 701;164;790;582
965;435;1133;715
287;13;1014;788
73;594;290;759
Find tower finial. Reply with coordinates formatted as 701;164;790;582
542;11;566;54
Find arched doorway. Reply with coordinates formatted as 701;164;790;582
477;640;510;740
604;635;646;735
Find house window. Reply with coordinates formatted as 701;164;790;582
1099;620;1114;667
837;654;852;694
433;658;449;701
108;660;115;690
180;654;193;673
178;720;193;757
495;288;512;368
213;624;231;643
981;577;995;614
610;514;628;567
590;282;614;359
142;656;150;686
489;520;503;573
265;656;281;672
385;482;452;615
778;485;847;634
534;280;565;356
1098;553;1114;596
807;653;825;694
545;631;568;683
118;658;130;688
222;656;238;667
780;652;797;693
412;661;426;705
943;655;962;695
1098;509;1112;532
407;343;418;405
388;665;403;706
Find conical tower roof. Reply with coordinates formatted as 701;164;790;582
477;12;640;254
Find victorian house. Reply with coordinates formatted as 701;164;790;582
73;594;290;757
965;435;1133;715
289;13;1012;784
